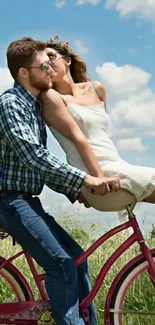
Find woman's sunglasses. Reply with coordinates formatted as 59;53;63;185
47;53;68;64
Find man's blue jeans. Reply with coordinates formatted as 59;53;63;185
0;192;97;325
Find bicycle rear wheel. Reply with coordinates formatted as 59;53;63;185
108;251;155;325
0;257;31;303
0;257;54;325
0;256;31;325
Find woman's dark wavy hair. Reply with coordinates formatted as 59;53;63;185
46;42;90;83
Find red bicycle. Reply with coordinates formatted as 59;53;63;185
0;206;155;325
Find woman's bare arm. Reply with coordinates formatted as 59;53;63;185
41;89;104;178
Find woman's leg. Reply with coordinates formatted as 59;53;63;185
144;189;155;203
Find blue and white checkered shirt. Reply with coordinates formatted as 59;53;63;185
0;82;86;203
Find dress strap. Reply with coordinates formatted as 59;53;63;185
88;81;100;101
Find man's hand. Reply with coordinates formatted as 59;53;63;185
83;175;122;196
78;192;91;208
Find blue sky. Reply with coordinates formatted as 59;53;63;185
0;0;155;233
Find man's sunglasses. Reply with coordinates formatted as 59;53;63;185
24;62;51;72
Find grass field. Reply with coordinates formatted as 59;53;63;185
0;216;155;325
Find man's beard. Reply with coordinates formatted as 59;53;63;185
29;74;52;91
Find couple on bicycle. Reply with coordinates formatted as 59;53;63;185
0;36;155;325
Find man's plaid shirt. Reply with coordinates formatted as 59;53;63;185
0;82;86;203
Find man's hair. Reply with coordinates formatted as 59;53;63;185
7;37;46;80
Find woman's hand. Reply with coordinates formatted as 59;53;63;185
83;175;122;196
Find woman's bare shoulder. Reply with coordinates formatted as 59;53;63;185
40;89;62;103
90;81;106;101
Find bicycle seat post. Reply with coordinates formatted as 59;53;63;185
126;205;135;219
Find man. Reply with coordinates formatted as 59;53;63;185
0;37;121;325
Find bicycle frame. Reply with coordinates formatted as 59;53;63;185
0;208;155;323
77;209;155;311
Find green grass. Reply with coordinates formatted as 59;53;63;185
0;216;155;325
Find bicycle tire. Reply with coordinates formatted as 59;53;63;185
0;257;30;303
108;251;155;325
0;256;32;325
0;258;55;325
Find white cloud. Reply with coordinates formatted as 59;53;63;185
128;48;140;57
145;44;153;49
74;40;88;55
39;185;70;215
105;0;155;25
95;62;151;99
95;61;155;149
0;67;13;95
116;137;149;152
143;130;155;136
55;0;66;8
110;90;155;128
76;0;101;5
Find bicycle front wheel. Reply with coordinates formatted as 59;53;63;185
108;251;155;325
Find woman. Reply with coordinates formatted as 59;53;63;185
40;37;155;212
